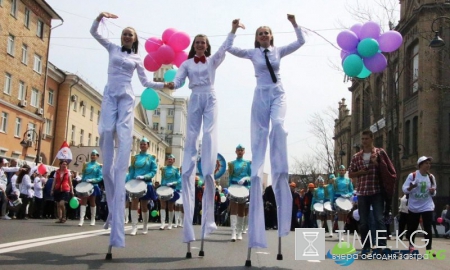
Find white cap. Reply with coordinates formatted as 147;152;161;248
417;156;432;165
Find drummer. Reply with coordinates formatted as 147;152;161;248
159;154;181;230
126;137;157;235
333;165;354;239
78;149;103;227
311;176;333;231
227;144;251;242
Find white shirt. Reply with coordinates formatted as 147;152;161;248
227;26;305;86
0;166;19;179
34;176;44;199
402;170;436;213
11;174;18;195
18;174;32;196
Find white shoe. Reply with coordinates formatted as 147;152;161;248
168;224;173;230
78;219;84;227
90;207;96;226
1;215;11;220
237;232;243;240
130;225;137;236
159;224;165;230
142;224;148;234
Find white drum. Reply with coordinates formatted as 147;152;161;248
227;184;249;204
313;202;324;213
75;182;94;197
125;179;147;199
175;192;183;206
324;201;333;212
335;197;352;213
156;186;174;201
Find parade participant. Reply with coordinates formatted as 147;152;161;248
311;176;332;231
167;20;241;246
173;164;183;228
402;156;437;255
333;165;354;239
78;150;103;227
227;15;305;249
90;12;168;251
16;165;32;220
228;144;251;241
159;154;181;230
326;174;336;237
0;158;19;220
303;183;314;228
126;138;157;235
51;160;74;223
290;182;301;231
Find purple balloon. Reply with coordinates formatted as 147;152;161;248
337;30;359;51
378;30;403;52
360;21;381;40
364;52;387;73
350;23;363;39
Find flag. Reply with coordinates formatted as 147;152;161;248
55;141;73;163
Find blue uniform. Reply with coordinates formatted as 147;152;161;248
160;165;181;202
126;153;157;200
332;176;354;200
228;158;252;188
81;161;103;196
311;186;333;210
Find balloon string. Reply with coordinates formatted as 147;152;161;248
300;26;341;51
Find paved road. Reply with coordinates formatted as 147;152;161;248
1;219;449;269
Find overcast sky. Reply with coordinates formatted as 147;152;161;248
45;0;399;177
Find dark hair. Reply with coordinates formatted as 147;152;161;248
59;160;68;166
122;27;139;54
16;164;31;184
361;130;373;138
254;26;274;48
187;34;211;59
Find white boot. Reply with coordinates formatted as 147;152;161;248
317;219;322;229
142;212;149;234
174;211;180;228
237;216;244;240
159;210;166;230
327;220;334;237
90;206;96;226
130;210;138;236
243;215;248;234
230;215;237;242
168;211;174;230
78;205;86;227
124;208;129;224
338;221;345;241
179;212;184;227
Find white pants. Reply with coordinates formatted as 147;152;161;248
182;91;218;243
248;84;292;249
99;83;134;248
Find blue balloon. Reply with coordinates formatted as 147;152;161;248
164;69;177;82
357;38;379;58
141;88;160;110
342;54;363;77
356;64;371;79
297;211;303;219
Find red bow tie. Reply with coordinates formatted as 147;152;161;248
194;55;206;64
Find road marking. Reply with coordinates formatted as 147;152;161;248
256;252;270;255
307;260;321;262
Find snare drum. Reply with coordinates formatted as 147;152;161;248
227;185;249;204
335;197;352;213
156;186;175;201
313;202;324;213
125;179;147;199
324;201;333;212
75;182;94;197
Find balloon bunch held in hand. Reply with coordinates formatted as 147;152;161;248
144;28;191;71
337;21;403;78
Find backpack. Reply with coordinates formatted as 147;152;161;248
405;171;435;205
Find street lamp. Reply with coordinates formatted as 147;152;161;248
73;153;89;167
429;16;450;49
19;129;41;165
397;144;408;160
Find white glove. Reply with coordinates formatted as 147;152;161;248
238;179;245;185
86;179;93;183
166;183;172;187
136;176;145;180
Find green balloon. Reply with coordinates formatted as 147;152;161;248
164;69;177;82
356;64;371;79
342;54;363;77
69;197;79;209
357;38;379;58
220;193;225;197
141;88;160;110
151;210;158;217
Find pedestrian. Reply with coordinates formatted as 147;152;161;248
303;183;314;228
402;156;437;256
51;160;74;223
90;12;168;250
16;164;32;220
33;171;46;219
398;193;409;240
0;158;19;220
227;14;305;248
263;185;277;230
43;171;55;219
442;204;450;233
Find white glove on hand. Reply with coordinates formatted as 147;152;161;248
238;179;245;185
166;183;172;187
136;176;145;180
86;179;93;183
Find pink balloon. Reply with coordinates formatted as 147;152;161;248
145;37;163;53
350;23;363;39
37;164;47;175
156;45;175;65
359;21;381;40
168;31;191;52
378;30;403;52
437;217;443;224
162;28;177;44
173;51;188;68
337;30;359;51
144;52;162;72
364;52;387;73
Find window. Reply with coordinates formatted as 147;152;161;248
37;20;44;38
7;34;15;55
167;123;173;131
80;129;84;146
0;112;8;132
408;43;419;94
97;110;100;123
165;137;172;145
168;109;174;116
4;73;12;95
24;8;30;28
153;123;159;130
48;90;54;105
18;81;25;100
14;117;21;137
95;137;99;146
88;133;92;146
31;88;39;107
412;116;418;154
71;125;76;143
404;120;410;155
154;108;160;116
90;106;94;120
10;0;17;17
45;118;52;135
82;103;86;116
33;54;42;73
27;123;36;141
73;99;78;111
21;44;28;64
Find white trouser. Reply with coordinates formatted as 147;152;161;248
248;84;292;249
99;84;134;248
181;91;218;243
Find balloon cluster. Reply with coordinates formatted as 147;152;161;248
144;28;190;72
337;21;403;78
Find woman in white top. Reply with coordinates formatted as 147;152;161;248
227;15;305;249
16;164;32;220
33;174;46;218
402;156;436;255
90;12;168;252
